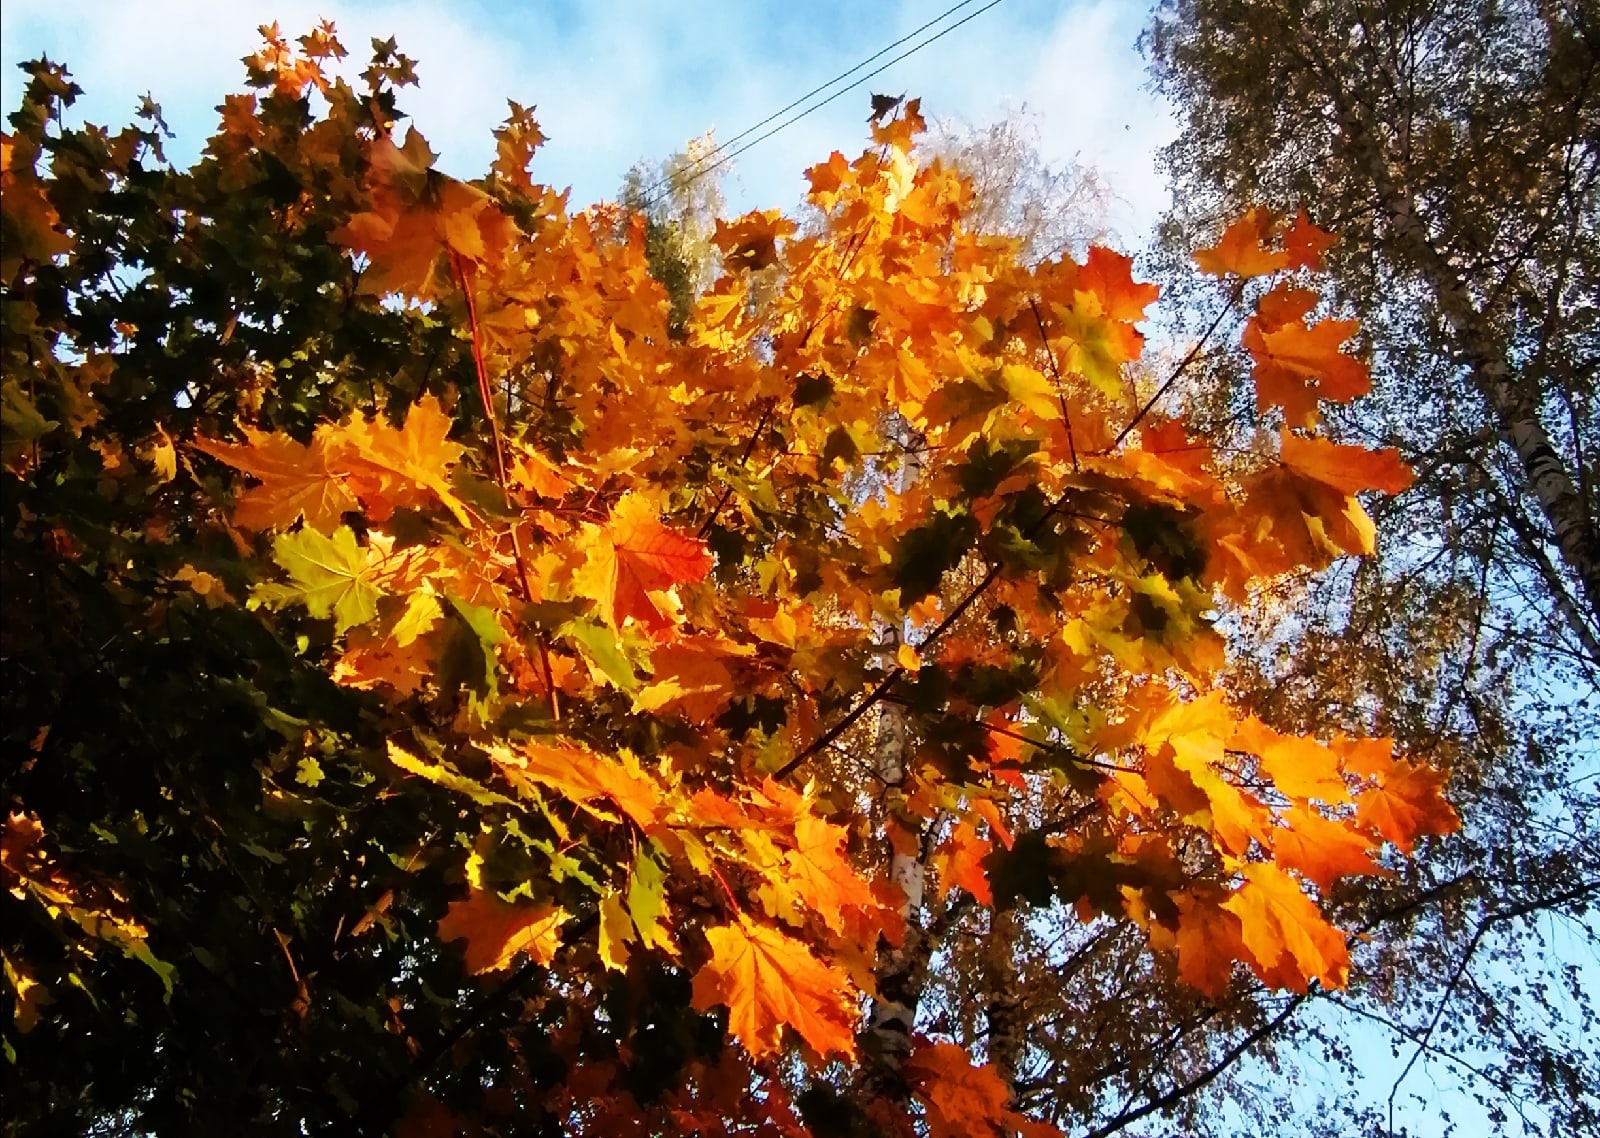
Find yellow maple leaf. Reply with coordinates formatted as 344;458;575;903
494;742;662;830
254;526;386;634
597;889;633;972
340;394;472;526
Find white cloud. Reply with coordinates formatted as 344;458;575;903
1022;1;1179;241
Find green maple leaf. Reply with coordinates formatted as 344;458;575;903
1050;301;1125;399
253;526;385;634
627;845;677;954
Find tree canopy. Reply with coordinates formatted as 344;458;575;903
1146;0;1599;1132
2;23;1466;1137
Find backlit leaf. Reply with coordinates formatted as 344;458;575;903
691;915;857;1060
1224;862;1350;990
254;526;385;633
1193;208;1288;278
1357;759;1460;854
437;889;568;974
196;428;357;532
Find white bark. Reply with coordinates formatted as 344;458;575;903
1337;105;1600;637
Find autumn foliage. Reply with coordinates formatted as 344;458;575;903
1;24;1458;1136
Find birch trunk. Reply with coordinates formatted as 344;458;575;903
863;697;928;1082
1337;103;1600;636
863;418;934;1094
983;907;1025;1096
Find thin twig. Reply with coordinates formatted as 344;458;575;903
1111;287;1239;450
1083;992;1307;1138
1385;878;1600;1133
451;253;557;720
1029;296;1079;471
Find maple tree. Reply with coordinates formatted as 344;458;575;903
3;26;1463;1136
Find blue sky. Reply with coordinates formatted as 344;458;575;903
0;0;1177;238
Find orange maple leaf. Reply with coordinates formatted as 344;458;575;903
1193;208;1289;278
1171;893;1246;999
576;492;713;631
332;129;517;298
437;889;568;974
904;1042;1013;1138
1279;432;1414;496
712;210;796;272
1224;862;1349;990
1271;804;1384;890
934;821;993;905
1283;208;1337;270
1217;468;1365;580
1231;717;1350;803
507;444;571;500
905;1042;1066;1138
780;813;883;934
690;916;857;1060
1356;758;1459;854
1146;693;1273;855
1245;313;1371;424
1253;282;1319;331
633;636;743;723
490;101;546;196
0;132;74;277
195;427;357;532
340;394;472;526
1137;417;1217;484
1076;245;1161;324
333;629;435;696
804;150;852;206
684;786;768;833
494;742;662;830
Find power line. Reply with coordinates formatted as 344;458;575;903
635;0;1008;211
633;0;988;205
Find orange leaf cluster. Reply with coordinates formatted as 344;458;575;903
110;31;1464;1132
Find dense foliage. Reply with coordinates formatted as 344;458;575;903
4;25;1461;1136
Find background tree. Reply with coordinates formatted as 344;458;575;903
619;130;727;334
4;25;1462;1138
1145;1;1600;1132
927;110;1114;264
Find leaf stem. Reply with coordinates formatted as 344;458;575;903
1028;296;1079;471
451;251;556;720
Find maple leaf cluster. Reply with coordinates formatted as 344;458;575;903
1;26;1459;1137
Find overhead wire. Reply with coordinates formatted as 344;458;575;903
631;0;989;205
634;0;1009;211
